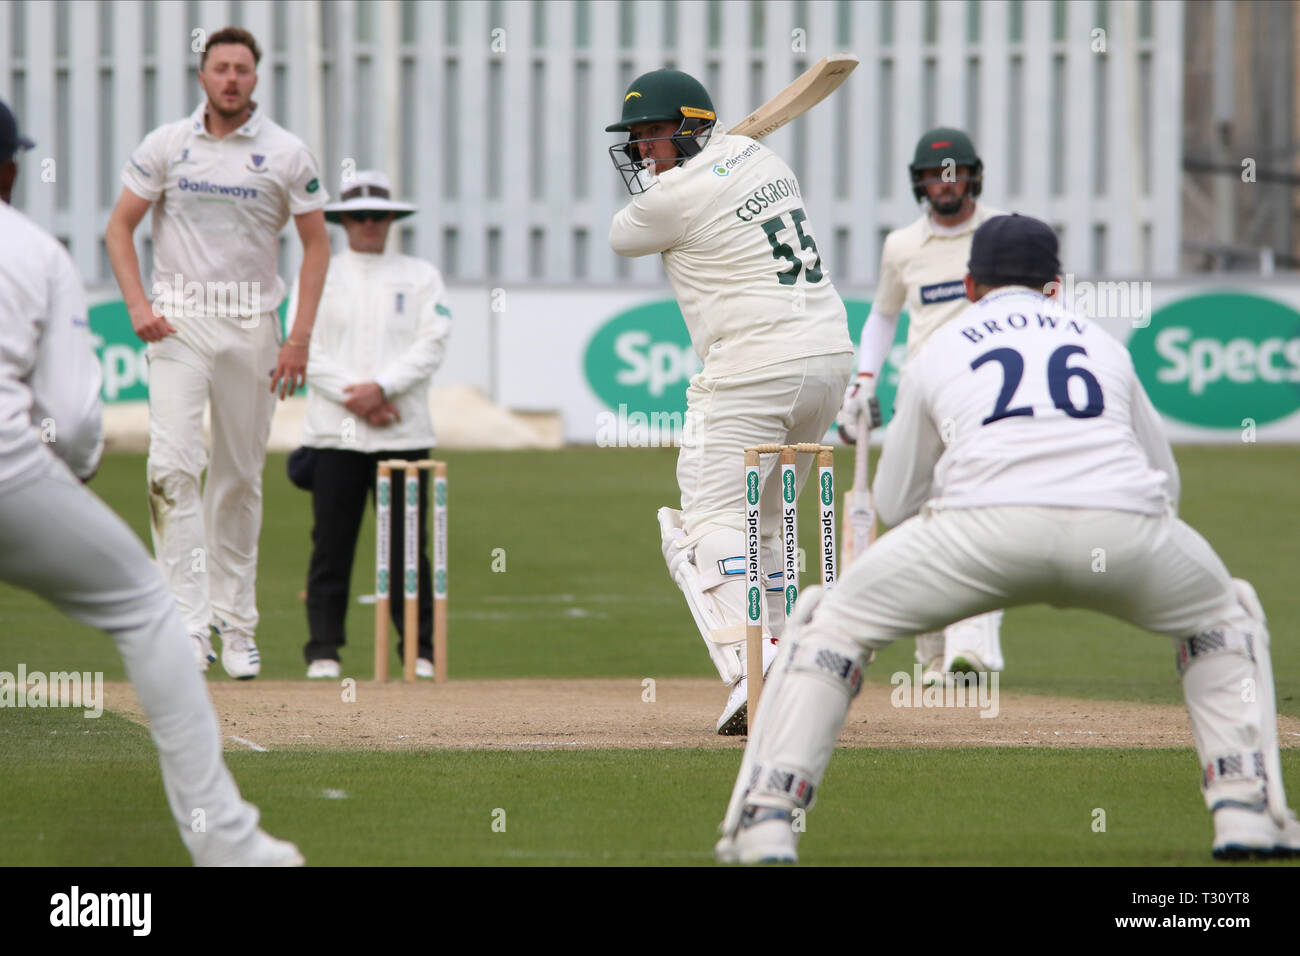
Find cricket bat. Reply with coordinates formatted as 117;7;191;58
841;409;876;564
727;53;859;141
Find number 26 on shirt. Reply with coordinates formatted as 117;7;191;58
971;345;1105;426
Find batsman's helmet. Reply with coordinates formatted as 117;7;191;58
909;127;983;203
607;69;716;194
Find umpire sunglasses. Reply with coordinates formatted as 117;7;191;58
343;210;393;223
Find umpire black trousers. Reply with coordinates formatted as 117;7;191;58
304;447;434;664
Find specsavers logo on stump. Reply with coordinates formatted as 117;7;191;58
1129;292;1300;428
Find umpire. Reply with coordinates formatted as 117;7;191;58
287;170;453;678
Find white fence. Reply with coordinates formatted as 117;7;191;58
2;0;1182;287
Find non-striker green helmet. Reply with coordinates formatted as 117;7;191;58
908;127;983;203
607;69;717;194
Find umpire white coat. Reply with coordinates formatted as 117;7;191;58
288;248;452;451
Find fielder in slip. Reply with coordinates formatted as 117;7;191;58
717;214;1299;864
606;68;854;736
839;127;1008;685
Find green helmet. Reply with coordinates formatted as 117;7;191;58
909;127;983;203
607;69;717;194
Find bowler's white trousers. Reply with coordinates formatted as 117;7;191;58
0;456;260;860
146;311;279;637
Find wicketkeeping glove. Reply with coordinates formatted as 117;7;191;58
836;372;882;444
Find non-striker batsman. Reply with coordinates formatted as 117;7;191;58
607;69;854;735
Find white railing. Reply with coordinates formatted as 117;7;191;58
0;0;1182;286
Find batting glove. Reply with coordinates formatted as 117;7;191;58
836;373;882;443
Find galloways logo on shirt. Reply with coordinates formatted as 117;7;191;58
177;177;260;200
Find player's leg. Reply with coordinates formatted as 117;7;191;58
304;448;371;674
671;360;822;733
713;352;853;734
144;334;214;667
914;630;946;683
942;609;1005;675
1057;509;1297;859
205;312;278;678
760;350;853;621
0;458;300;865
665;356;847;733
718;506;1023;862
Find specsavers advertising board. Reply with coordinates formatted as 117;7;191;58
87;282;1300;444
496;282;1300;443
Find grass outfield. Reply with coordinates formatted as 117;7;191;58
1;445;1298;866
3;446;1297;706
5;704;1296;867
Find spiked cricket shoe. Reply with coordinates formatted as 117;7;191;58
221;633;261;680
1212;805;1300;861
716;806;798;864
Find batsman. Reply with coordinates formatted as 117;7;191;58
606;69;854;735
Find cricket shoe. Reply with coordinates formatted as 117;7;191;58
943;612;1005;673
306;659;340;679
195;827;305;867
716;638;780;736
220;632;261;680
416;658;435;679
946;651;989;678
920;655;946;687
1211;805;1300;861
718;588;831;735
715;806;798;864
192;631;217;672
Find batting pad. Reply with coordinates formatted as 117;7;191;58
1176;592;1278;818
720;587;866;836
658;510;759;683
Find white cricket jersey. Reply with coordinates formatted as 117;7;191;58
0;202;104;483
609;132;852;376
121;103;328;320
875;202;1006;358
874;286;1179;525
288;248;452;451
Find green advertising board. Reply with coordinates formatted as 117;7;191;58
583;298;910;427
1129;292;1300;428
87;297;290;403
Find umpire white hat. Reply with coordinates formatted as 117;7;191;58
323;170;416;223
